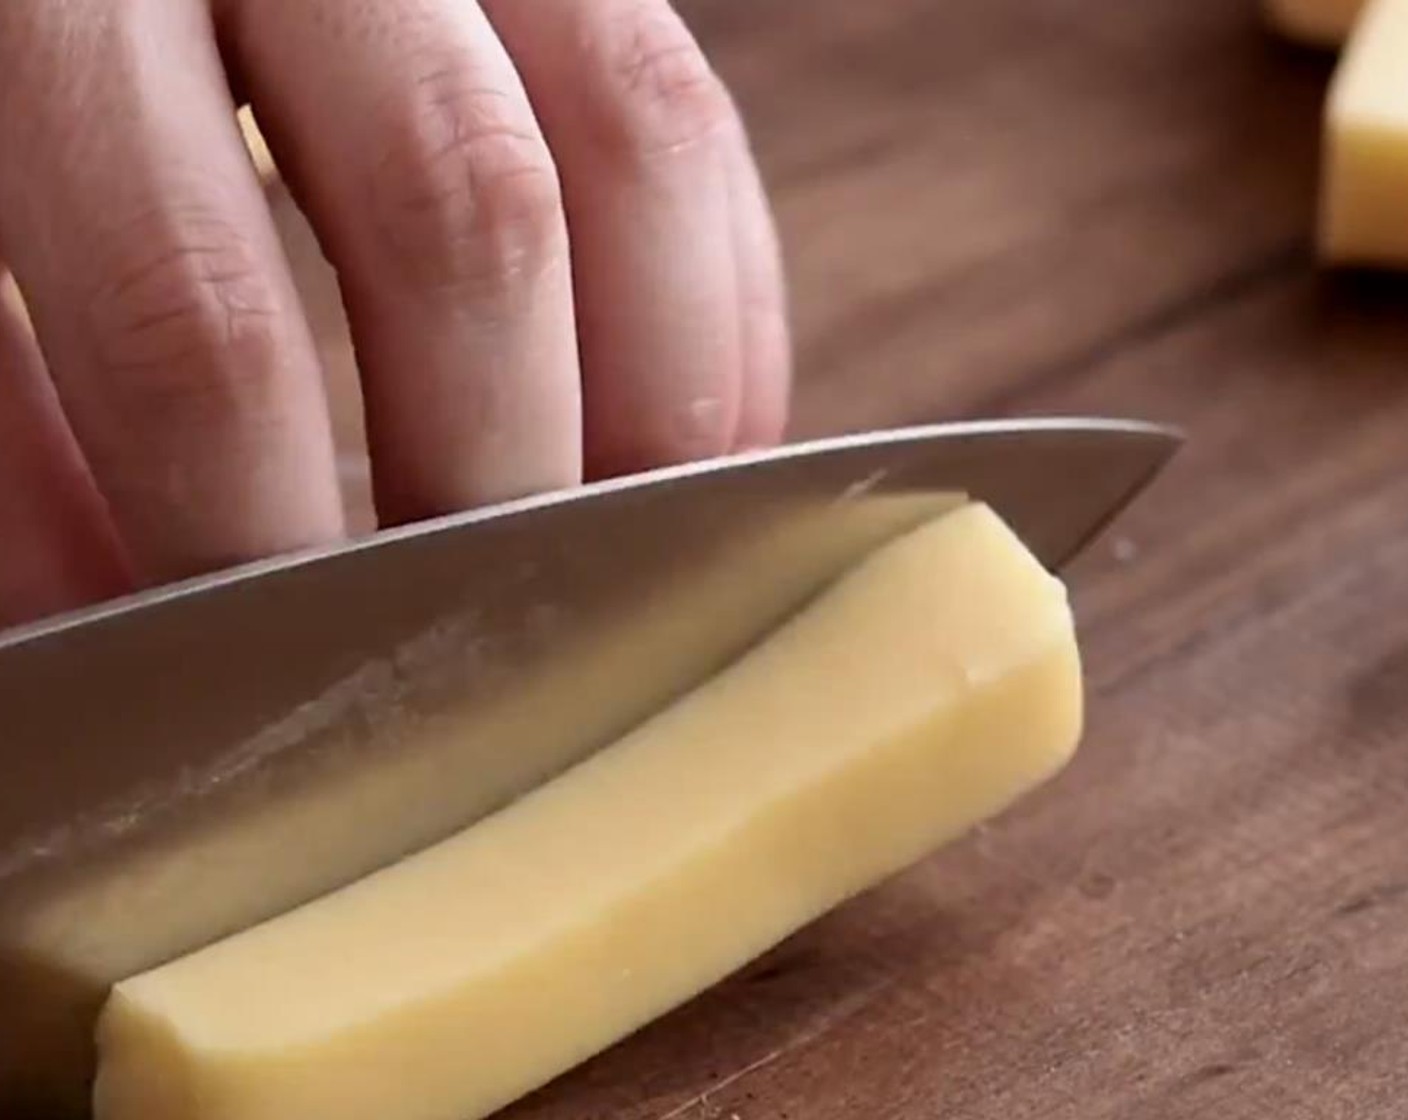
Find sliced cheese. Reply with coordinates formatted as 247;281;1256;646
94;501;1083;1120
1264;0;1366;46
1320;0;1408;263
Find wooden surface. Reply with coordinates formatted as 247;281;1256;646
299;2;1408;1115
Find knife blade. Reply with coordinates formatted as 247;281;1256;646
0;416;1178;1115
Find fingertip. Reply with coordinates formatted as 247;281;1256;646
724;127;792;453
731;302;792;452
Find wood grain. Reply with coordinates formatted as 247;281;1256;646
525;3;1408;1117
284;1;1408;1115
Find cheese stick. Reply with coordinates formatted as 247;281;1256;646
95;502;1084;1120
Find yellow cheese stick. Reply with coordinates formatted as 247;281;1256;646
1263;0;1366;45
95;502;1083;1120
1320;0;1408;263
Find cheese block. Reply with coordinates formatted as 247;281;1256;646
94;501;1084;1120
1320;0;1408;264
1263;0;1366;45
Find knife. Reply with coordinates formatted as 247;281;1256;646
0;416;1178;1116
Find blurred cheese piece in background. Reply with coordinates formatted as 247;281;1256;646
1320;0;1408;264
94;502;1083;1120
237;107;276;183
1264;0;1366;45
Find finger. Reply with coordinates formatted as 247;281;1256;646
483;0;758;478
724;127;792;451
220;0;582;526
236;110;381;531
0;1;344;584
0;271;131;630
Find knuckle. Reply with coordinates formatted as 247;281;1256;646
588;3;736;160
84;208;287;417
368;66;565;297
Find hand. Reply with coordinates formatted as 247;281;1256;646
0;0;791;630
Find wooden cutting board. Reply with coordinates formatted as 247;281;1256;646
282;1;1408;1114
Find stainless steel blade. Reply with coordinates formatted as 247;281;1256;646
0;417;1178;1115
